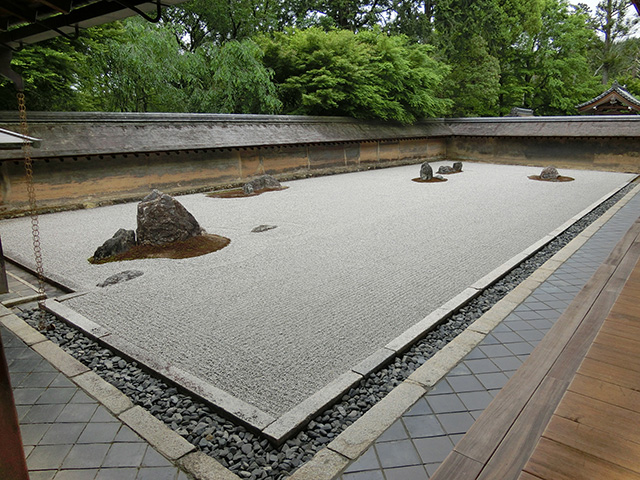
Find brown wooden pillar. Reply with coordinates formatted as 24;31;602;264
0;329;30;479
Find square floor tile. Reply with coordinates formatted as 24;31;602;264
446;375;485;393
464;347;487;360
436;412;475;435
491;356;523;372
447;363;472;376
377;419;409;443
428;380;454;395
517;329;545;343
78;423;120;444
457;391;493;411
463;359;500;375
403;415;445;439
505;342;535;356
344;446;380;473
475;372;509;390
36;387;77;405
91;407;118;423
404;398;432;417
375;439;421;469
383;465;429;480
141;448;173;468
19;372;58;388
478;344;513;358
27;444;73;470
136;467;181;480
20;423;50;445
40;423;85;445
61;443;110;469
426;394;466;414
343;470;384;480
491;332;524;344
413;435;454;464
52;469;99;480
102;442;147;468
13;388;45;405
56;403;98;423
22;404;66;424
94;468;139;480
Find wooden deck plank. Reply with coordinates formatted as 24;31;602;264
541;415;640;474
428;452;484;479
578;356;640;391
593;331;640;356
585;342;640;374
517;473;541;480
554;391;640;445
567;373;640;413
597;322;640;343
475;378;565;480
522;437;640;480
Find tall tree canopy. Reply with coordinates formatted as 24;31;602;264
2;0;638;118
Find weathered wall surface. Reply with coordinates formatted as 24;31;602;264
447;136;640;172
0;112;638;217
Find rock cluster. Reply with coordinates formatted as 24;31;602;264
437;162;463;175
243;175;282;195
540;166;559;180
92;190;204;261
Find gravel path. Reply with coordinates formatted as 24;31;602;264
1;163;634;417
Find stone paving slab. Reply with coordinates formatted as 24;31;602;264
0;163;634;442
3;323;191;480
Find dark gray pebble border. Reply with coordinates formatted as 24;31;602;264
19;181;637;480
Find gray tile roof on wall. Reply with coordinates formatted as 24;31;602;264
0;112;638;160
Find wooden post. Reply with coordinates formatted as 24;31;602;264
0;236;8;294
0;329;30;480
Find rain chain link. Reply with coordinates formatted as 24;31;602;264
17;91;47;313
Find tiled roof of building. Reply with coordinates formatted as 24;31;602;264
576;81;640;114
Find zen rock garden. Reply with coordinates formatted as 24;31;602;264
90;189;229;266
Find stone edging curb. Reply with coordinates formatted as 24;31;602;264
0;303;241;480
286;181;640;480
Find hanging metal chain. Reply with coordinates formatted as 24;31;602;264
17;91;46;310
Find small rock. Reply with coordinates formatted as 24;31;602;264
251;225;277;233
540;166;559;180
419;162;433;181
93;228;136;261
437;165;454;174
453;161;463;172
97;270;144;288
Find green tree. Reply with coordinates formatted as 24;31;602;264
593;0;639;84
0;37;85;111
198;39;282;113
162;0;282;50
525;0;601;114
258;27;450;122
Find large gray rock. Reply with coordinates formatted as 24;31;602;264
137;190;203;246
437;165;454;174
243;175;281;195
453;162;463;172
540;166;559;180
419;162;433;181
93;229;136;261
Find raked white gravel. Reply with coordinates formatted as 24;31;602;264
1;162;634;416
